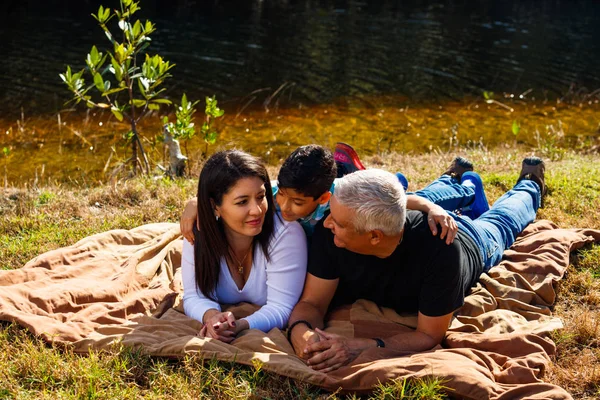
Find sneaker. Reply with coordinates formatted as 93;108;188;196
334;142;366;178
443;157;474;180
460;171;490;219
517;156;546;197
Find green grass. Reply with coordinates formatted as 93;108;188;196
1;147;599;399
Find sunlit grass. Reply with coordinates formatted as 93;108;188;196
0;146;599;398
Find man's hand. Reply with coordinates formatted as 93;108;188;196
427;205;457;245
304;328;375;373
180;198;198;244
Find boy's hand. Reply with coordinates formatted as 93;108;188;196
427;206;458;245
180;198;198;243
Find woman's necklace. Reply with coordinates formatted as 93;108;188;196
230;246;252;275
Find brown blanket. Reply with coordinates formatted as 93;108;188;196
1;221;599;399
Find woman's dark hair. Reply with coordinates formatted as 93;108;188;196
194;150;275;300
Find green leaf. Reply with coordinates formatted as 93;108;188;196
60;65;73;84
129;3;139;15
483;91;493;100
2;147;10;157
111;108;124;121
152;98;172;105
103;7;110;21
90;46;99;64
206;131;218;145
114;44;126;62
137;79;148;97
181;93;188;108
122;130;134;142
512;120;521;136
97;103;111;109
132;99;146;107
148;103;160;111
103;87;127;96
109;57;123;81
132;20;141;38
93;5;105;23
93;73;105;91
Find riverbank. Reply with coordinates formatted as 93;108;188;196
1;96;599;185
1;147;599;398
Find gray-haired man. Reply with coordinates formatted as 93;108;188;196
287;158;545;372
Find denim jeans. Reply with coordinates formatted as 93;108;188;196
453;180;541;272
413;175;475;211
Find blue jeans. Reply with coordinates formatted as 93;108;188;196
413;175;475;211
454;180;540;272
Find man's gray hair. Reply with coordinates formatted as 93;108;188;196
334;169;407;236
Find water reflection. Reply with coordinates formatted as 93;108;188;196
0;0;599;117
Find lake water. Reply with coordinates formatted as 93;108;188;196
2;0;599;115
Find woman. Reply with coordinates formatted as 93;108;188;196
182;150;307;342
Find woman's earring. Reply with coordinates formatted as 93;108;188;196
215;215;220;221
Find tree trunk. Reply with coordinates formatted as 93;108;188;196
130;119;150;175
163;125;187;177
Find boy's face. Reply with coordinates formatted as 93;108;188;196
276;187;331;222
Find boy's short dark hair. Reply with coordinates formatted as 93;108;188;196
278;145;337;199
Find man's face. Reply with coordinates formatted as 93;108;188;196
276;187;325;222
323;196;376;255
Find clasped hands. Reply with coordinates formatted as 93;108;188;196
198;311;247;343
292;327;375;373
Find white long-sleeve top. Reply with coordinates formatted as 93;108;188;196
182;216;307;332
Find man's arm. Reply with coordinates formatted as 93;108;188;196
381;311;454;351
304;311;454;372
406;194;457;244
288;273;339;358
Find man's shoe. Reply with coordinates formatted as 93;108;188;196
443;157;474;180
517;156;546;197
334;142;366;178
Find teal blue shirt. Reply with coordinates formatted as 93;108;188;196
271;179;337;236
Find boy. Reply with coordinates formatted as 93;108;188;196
180;144;486;243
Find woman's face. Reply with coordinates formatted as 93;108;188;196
215;176;268;240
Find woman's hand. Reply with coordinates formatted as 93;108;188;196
199;311;249;343
180;198;198;244
427;205;458;245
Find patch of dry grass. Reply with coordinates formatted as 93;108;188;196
0;146;599;398
547;242;600;399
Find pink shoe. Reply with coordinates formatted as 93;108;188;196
334;142;365;177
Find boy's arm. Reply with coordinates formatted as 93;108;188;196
406;194;457;244
180;198;198;244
